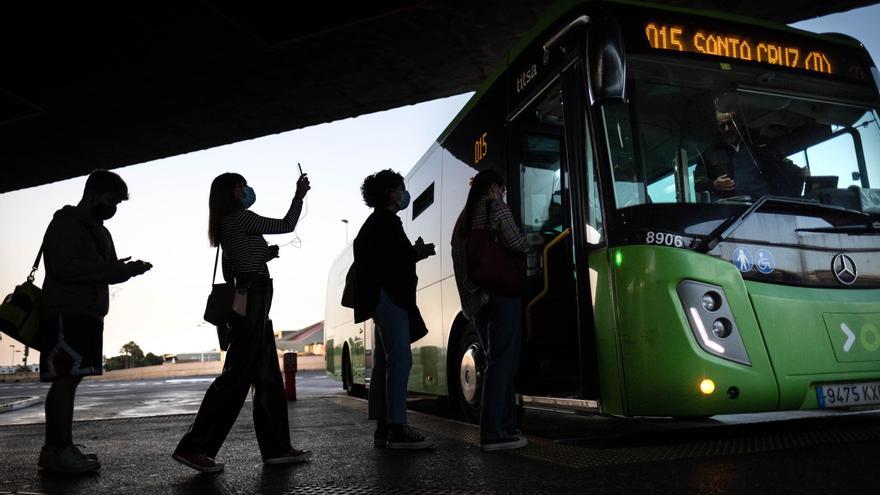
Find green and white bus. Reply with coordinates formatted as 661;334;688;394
325;0;880;420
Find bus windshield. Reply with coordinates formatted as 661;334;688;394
601;58;880;216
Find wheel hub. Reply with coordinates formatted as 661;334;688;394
460;344;483;406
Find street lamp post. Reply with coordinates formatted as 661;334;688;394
341;219;349;244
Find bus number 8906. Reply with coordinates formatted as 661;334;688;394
646;231;684;248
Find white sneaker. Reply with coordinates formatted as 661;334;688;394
480;436;528;452
263;448;313;465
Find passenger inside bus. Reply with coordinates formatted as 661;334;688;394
694;109;810;201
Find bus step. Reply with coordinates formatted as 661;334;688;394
518;394;600;413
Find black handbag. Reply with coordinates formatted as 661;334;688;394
0;248;45;352
466;201;526;297
203;246;236;346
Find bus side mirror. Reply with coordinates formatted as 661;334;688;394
587;15;626;105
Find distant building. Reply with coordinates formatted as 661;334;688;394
275;321;324;356
0;364;39;374
163;352;223;364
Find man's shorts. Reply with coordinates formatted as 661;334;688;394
40;314;103;382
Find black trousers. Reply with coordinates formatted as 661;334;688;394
176;278;291;459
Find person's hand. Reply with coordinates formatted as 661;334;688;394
414;237;436;260
295;174;311;200
713;174;736;192
268;245;280;260
120;257;152;277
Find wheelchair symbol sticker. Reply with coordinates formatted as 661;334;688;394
755;249;775;274
732;247;753;272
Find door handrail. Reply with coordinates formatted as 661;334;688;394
526;228;572;341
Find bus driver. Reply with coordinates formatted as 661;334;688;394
696;109;809;201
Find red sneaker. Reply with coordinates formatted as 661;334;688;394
172;451;224;473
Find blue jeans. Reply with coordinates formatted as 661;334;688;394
474;294;522;441
368;289;413;425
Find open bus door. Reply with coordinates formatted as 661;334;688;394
508;63;600;404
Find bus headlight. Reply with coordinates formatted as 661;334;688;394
701;292;722;312
677;281;751;366
712;318;732;338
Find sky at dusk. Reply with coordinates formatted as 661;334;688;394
2;4;880;365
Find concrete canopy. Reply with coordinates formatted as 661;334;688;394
1;1;876;193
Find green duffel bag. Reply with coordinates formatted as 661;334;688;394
0;249;44;351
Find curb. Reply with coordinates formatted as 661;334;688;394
0;396;41;413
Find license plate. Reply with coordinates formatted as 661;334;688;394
816;381;880;408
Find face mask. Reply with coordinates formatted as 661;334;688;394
396;190;411;210
241;185;256;209
93;203;117;221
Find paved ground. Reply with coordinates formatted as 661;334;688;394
1;373;880;494
0;371;341;425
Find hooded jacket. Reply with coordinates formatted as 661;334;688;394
41;205;131;320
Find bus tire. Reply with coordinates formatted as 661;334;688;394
451;322;484;424
342;346;366;398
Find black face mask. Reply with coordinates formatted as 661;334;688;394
93;203;117;221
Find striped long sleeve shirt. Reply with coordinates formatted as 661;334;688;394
451;197;528;318
220;198;303;280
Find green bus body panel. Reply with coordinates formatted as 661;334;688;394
613;245;779;416
746;282;880;410
591;250;628;415
408;345;447;395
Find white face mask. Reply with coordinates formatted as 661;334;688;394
397;190;411;210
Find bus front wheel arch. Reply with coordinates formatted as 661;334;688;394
342;343;366;398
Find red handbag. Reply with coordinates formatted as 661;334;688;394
465;202;526;297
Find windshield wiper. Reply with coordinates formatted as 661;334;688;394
694;196;868;253
796;221;880;234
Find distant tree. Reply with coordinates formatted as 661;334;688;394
144;352;164;366
104;355;128;371
119;341;145;368
120;341;145;361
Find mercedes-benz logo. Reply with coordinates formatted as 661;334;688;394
831;254;858;286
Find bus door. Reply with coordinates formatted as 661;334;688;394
509;78;584;396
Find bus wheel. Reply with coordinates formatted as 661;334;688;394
454;325;484;423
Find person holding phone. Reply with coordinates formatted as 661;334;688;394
351;169;436;449
37;169;152;474
172;170;311;473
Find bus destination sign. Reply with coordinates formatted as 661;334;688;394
644;22;834;76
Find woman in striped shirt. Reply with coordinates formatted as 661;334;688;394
173;172;311;473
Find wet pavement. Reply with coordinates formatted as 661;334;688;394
0;382;879;494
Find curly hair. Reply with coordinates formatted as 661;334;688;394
360;169;404;208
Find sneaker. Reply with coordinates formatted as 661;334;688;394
72;444;99;462
39;445;101;474
480;436;528;452
172;451;224;473
37;445;55;470
263;447;313;465
386;424;434;450
374;423;389;448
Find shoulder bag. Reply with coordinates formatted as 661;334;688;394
203;246;245;350
0;248;45;352
466;200;527;297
